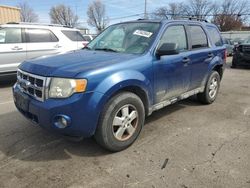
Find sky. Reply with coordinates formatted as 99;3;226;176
0;0;181;32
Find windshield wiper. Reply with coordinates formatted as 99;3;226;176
94;48;118;53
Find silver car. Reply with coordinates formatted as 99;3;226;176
0;23;86;79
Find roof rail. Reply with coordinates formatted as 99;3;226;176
6;22;73;28
174;16;208;23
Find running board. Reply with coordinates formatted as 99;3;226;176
148;86;205;115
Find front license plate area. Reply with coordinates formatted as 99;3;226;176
15;92;29;112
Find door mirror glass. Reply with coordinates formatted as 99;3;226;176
156;43;179;57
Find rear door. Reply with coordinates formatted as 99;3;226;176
187;25;212;89
25;28;61;60
0;27;26;73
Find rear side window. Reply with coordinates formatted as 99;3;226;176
61;30;85;41
189;25;208;49
26;29;58;43
0;28;22;43
206;26;223;46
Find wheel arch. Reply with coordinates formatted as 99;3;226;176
212;64;223;79
94;70;153;118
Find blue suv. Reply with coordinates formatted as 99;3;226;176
13;19;226;151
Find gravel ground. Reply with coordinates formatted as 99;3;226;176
0;57;249;188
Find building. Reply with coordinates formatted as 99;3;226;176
0;5;21;24
221;31;250;41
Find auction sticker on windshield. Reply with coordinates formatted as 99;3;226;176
133;30;153;38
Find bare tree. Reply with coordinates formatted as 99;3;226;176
49;4;79;27
182;0;215;19
153;3;184;19
87;0;108;33
152;0;215;19
18;2;39;22
213;0;250;31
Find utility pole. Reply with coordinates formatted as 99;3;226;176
144;0;148;19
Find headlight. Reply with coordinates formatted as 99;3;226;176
49;78;87;98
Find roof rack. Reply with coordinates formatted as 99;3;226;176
6;22;73;28
175;16;208;22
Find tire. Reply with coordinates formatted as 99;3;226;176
94;92;145;152
198;71;221;104
231;57;237;68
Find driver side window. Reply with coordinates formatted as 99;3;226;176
159;25;188;52
98;28;125;49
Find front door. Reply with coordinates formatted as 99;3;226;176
154;25;192;104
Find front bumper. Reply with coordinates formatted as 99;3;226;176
13;83;105;138
234;52;250;65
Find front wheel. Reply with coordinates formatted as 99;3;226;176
94;92;145;152
198;71;221;104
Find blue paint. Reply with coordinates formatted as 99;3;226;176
13;20;226;138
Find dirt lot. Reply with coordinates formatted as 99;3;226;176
0;57;249;188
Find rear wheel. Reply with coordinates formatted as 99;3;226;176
198;71;220;104
94;92;145;152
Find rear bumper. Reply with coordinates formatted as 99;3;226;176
13;83;105;138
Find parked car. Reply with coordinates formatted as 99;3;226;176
223;38;234;56
13;19;226;151
232;37;245;45
81;34;93;47
0;22;86;78
232;37;250;68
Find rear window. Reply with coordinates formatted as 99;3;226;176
61;30;85;41
206;26;223;47
26;28;58;43
83;35;91;42
189;25;208;49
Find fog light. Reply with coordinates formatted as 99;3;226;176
54;115;71;129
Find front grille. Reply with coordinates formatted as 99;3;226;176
17;69;47;101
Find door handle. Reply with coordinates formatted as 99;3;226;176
11;46;23;50
182;57;190;64
54;44;62;48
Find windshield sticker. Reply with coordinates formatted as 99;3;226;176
133;30;153;38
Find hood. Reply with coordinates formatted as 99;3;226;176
19;50;138;77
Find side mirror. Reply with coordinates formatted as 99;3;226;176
156;43;179;58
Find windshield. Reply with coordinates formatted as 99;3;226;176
87;22;160;54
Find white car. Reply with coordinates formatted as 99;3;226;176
0;22;86;78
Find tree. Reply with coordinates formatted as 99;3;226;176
182;0;215;19
153;3;185;19
49;4;79;27
152;0;214;20
213;0;250;31
18;2;39;22
87;0;108;33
